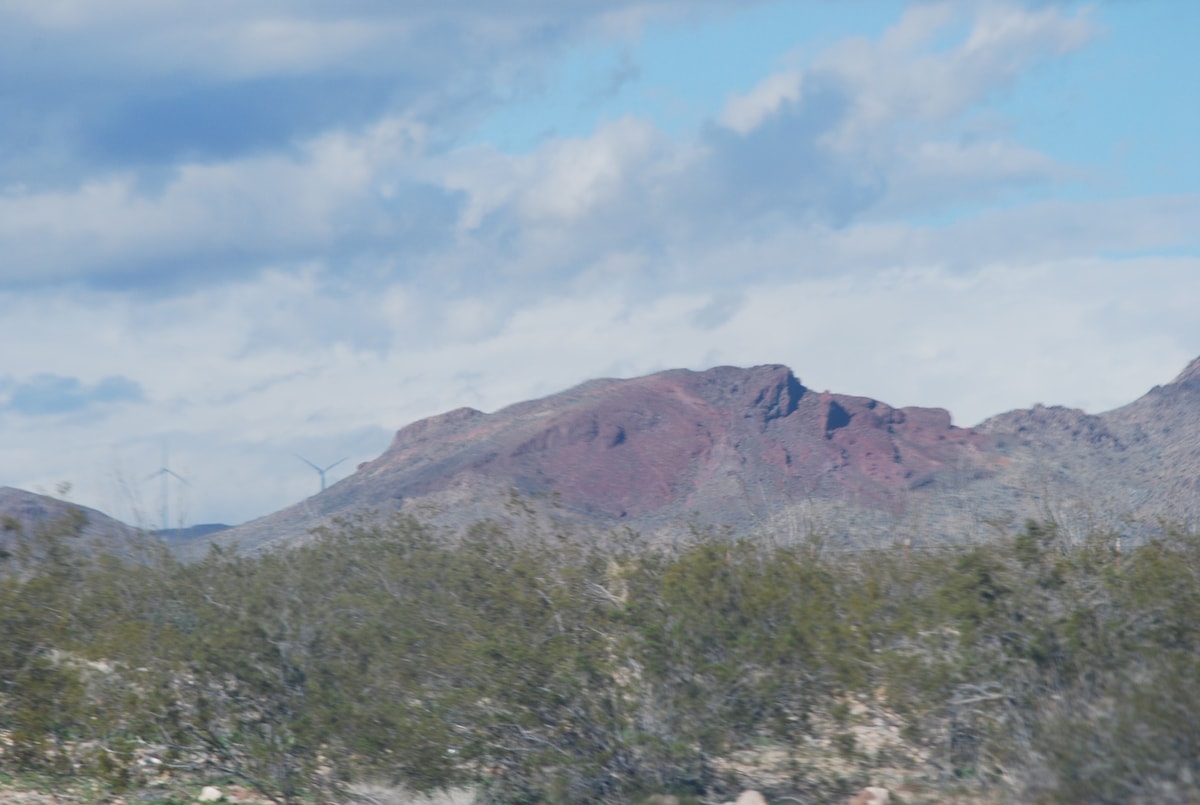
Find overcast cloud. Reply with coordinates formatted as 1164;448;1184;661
2;0;1197;526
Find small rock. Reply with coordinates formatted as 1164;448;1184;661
736;791;769;805
848;786;889;805
198;786;223;802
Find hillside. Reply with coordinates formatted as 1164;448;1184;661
0;487;138;556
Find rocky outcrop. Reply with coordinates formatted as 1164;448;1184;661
978;404;1124;450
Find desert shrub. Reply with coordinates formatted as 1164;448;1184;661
6;507;1200;803
0;511;90;770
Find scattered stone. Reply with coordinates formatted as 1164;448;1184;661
198;786;223;802
736;791;769;805
848;786;889;805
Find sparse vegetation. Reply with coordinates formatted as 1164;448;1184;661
2;506;1200;803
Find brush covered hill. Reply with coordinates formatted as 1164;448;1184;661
0;487;140;557
0;486;234;558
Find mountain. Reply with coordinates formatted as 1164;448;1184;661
193;364;984;554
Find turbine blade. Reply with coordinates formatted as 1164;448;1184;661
296;454;323;473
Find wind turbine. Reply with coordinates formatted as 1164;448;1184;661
296;454;347;494
146;444;188;532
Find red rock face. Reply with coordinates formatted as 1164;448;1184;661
346;364;991;525
502;388;716;517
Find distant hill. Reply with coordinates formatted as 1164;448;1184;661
0;487;233;560
190;357;1200;555
0;486;140;557
154;522;233;547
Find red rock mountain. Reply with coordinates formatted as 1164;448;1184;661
355;365;990;514
204;365;996;552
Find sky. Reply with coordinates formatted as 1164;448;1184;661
2;0;1198;528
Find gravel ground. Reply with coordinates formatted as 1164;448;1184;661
0;780;276;804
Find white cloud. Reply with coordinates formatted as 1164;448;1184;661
175;17;403;77
711;0;1096;214
0;0;179;29
0;117;432;283
0;2;1112;288
518;118;661;222
819;0;1095;149
874;138;1069;214
718;70;804;135
0;1;731;82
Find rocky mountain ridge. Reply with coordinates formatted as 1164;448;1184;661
195;357;1200;554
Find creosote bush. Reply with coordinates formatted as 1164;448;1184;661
2;508;1200;803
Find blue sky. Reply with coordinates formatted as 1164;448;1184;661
1;0;1198;526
